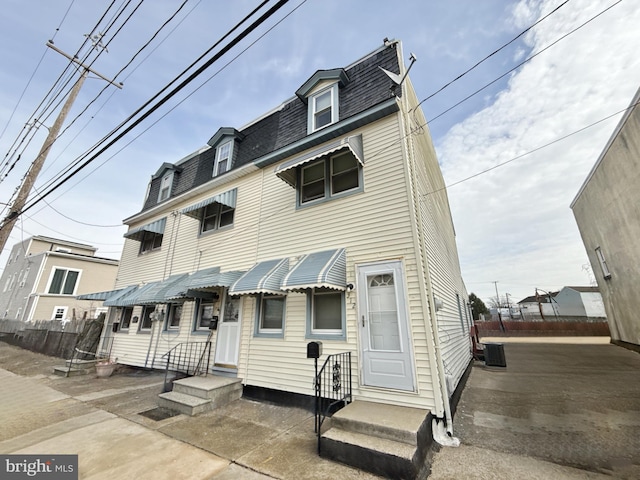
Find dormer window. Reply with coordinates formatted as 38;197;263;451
296;68;348;135
158;173;173;202
309;84;339;133
214;141;232;176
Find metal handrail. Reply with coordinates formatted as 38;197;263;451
314;351;352;454
162;341;212;391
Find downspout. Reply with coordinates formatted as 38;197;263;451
394;41;458;444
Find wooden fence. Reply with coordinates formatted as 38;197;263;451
476;320;611;337
0;318;104;359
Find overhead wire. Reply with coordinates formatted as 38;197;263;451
17;0;289;217
423;100;639;197
0;0;120;184
0;0;75;145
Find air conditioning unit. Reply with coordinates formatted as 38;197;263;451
484;343;507;368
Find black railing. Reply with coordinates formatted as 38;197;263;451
162;341;212;392
314;351;352;454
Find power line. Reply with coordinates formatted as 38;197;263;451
412;0;572;112
424;100;639;196
18;0;291;217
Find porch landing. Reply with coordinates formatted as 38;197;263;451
158;375;242;416
321;400;434;479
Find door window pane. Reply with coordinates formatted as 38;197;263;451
367;274;401;351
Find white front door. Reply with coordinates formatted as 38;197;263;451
358;261;415;391
214;295;241;368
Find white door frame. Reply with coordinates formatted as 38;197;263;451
213;293;242;369
357;260;415;391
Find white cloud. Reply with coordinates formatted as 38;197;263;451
437;0;640;303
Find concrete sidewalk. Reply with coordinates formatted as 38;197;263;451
0;343;379;479
2;340;639;479
429;339;640;479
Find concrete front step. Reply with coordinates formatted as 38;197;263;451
65;359;98;368
158;391;212;416
53;365;94;377
158;375;243;416
329;401;430;446
320;400;433;480
321;428;417;480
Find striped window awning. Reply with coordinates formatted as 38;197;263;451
105;274;189;307
188;267;246;290
77;285;137;302
281;248;347;291
123;217;166;241
275;135;364;187
181;188;237;219
229;258;289;295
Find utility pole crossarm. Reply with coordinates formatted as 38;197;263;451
0;41;121;254
46;41;123;89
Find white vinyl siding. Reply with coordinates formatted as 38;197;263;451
108;108;461;410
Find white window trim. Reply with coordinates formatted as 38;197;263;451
306;288;346;339
52;306;68;321
214;141;233;176
158;172;174;202
256;294;286;337
195;300;216;331
166;303;183;330
46;267;82;296
307;83;339;134
139;306;155;332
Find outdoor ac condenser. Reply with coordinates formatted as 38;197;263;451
484;343;507;368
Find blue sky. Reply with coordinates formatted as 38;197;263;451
0;0;638;305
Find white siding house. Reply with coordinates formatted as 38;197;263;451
94;41;471;431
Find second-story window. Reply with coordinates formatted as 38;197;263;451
300;150;361;205
158;173;173;202
201;202;235;234
214;141;232;176
48;268;81;295
308;84;339;133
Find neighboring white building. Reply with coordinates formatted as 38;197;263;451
0;236;118;322
516;287;606;320
88;41;471;433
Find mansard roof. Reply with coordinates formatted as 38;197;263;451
140;41;402;214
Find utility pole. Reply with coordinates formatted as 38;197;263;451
493;281;505;332
0;38;121;254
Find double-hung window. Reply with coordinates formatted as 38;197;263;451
201;202;234;234
120;307;133;330
140;306;154;331
140;231;163;253
195;301;214;331
308;84;339;133
214;141;232;176
48;268;80;295
256;295;285;337
307;288;345;338
167;304;182;329
158;173;173;202
300;151;361;205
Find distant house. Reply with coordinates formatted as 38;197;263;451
0;236;118;322
517;291;559;319
516;287;605;321
88;40;471;434
572;86;640;348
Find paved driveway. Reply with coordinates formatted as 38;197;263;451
429;339;640;479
